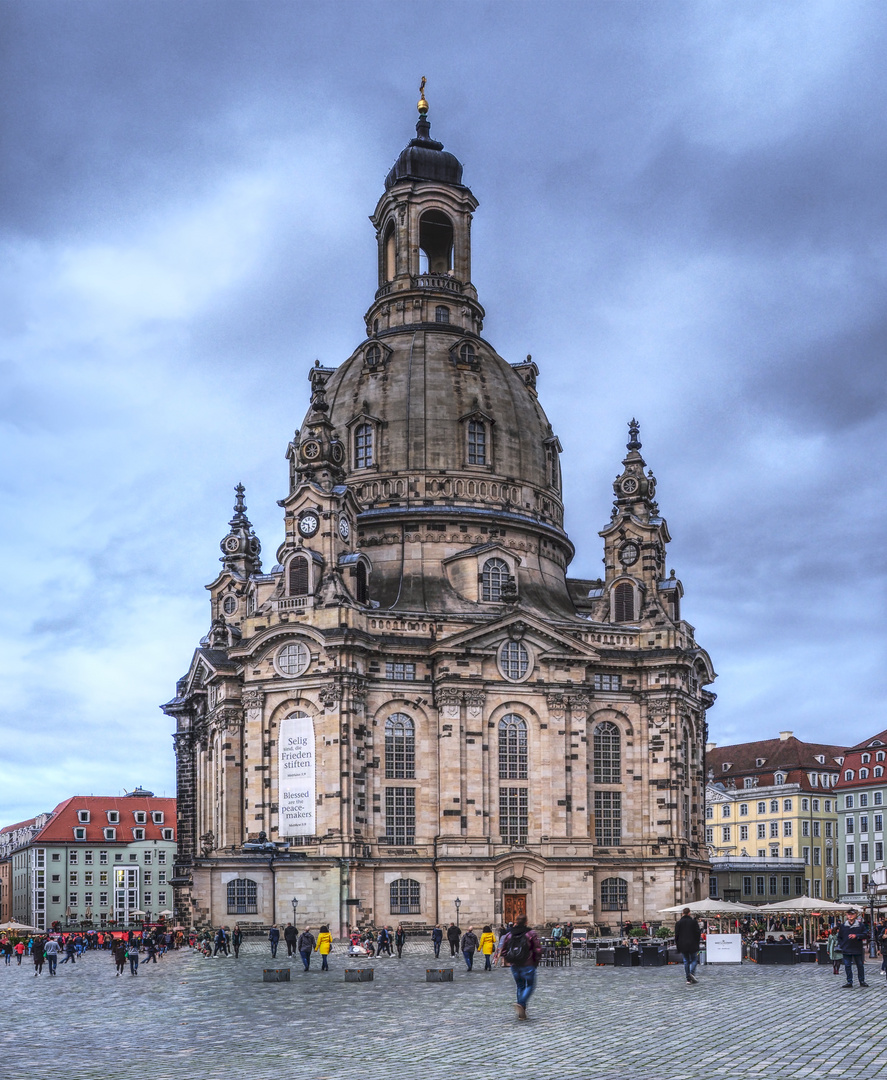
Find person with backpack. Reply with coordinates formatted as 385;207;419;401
498;915;542;1020
431;924;443;959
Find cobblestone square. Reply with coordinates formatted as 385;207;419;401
3;943;887;1080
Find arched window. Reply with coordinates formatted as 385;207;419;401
482;558;509;601
227;878;257;915
875;766;884;777
418;209;453;274
502;877;529;890
846;770;855;781
288;555;309;597
355;423;374;469
499;714;528;779
600;877;628;911
860;768;869;779
862;753;871;763
774;772;786;785
459;342;476;365
593;721;621;783
385;713;415;779
877;751;885;762
435;305;450;324
354;562;368;605
613;582;634;622
384;221;396;281
390;877;420;914
467;419;487;465
366;344;381;367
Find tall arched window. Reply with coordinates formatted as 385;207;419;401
482;557;509;601
614;582;634;622
354;562;368;604
355;423;374;468
418;209;453;274
385;713;415;779
390;878;421;914
288;555;309;596
384;221;396;281
467;419;487;465
227;878;257;914
600;877;628;911
499;714;528;779
593;721;621;783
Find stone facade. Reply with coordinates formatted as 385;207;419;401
164;94;716;934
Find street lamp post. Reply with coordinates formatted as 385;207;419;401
291;897;299;925
867;879;878;959
454;897;461;928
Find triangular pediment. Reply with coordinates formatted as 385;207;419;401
430;612;599;661
441;542;521;568
183;647;237;694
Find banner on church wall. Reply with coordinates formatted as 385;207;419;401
278;714;316;837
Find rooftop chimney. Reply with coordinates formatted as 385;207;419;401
779;731;793;741
706;742;716;753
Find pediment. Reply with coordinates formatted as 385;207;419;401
182;647;237;695
430;612;599;661
441;542;521;568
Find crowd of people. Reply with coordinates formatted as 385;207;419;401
0;926;183;976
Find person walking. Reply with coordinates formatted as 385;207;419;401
14;940;25;966
315;925;333;971
498;915;542;1020
479;925;496;971
213;926;228;957
60;938;76;965
674;908;702;985
113;939;127;976
268;925;280;959
446;922;460;957
395;924;406;959
460;926;479;972
827;925;842;975
837;909;869;987
44;937;59;976
33;938;45;976
377;925;392;957
298;927;316;971
431;924;443;959
128;939;140;976
284;922;298;957
232;925;243;959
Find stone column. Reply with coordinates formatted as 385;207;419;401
435;687;462;839
464;690;486;838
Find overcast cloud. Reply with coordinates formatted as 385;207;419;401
2;0;885;824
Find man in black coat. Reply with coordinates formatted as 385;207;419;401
284;922;298;957
837;909;869;988
446;922;461;957
674;908;702;985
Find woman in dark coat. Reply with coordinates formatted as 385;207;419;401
33;937;45;976
395;924;406;958
232;925;243;958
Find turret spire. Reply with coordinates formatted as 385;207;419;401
219;484;262;575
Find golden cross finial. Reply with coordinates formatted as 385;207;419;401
418;76;428;116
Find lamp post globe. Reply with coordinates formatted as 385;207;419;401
454;897;461;928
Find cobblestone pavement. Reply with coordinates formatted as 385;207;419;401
4;942;887;1080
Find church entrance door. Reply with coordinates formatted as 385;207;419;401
503;893;527;924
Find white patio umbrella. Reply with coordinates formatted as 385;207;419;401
659;898;759;916
757;896;853;947
0;919;42;933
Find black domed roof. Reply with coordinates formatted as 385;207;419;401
385;117;464;190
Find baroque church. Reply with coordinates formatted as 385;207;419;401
163;88;716;933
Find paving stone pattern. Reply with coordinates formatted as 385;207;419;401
3;943;887;1080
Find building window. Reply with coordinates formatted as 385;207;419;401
756;876;765;896
77;810;90;823
482;558;509;601
783;821;792;837
722;826;732;843
757;801;766;814
845;795;854;808
876;793;884;805
739;825;749;841
613;582;634;622
385;662;416;681
133;829;145;841
860;793;869;807
860;842;869;862
783;799;792;812
600;877;628;912
100;851;108;865
276;641;310;677
385;787;416;845
593;721;621;784
355;423;374;468
288;556;309;597
813;821;820;837
770;822;779;838
722;805;731;818
876;842;884;861
861;815;869;833
144;871;152;885
784;847;793;858
144;852;152;865
594;673;622;692
385;714;415;780
813;878;822;898
499;715;528;780
226;878;258;915
103;828;116;840
782;876;791;896
353;562;369;604
876;814;883;832
706;806;714;819
389;878;421;915
467;419;487;465
434;305;449;324
740;803;749;816
705;827;713;843
595;791;622;845
69;871;78;885
158;891;167;905
742;876;752;896
499;787;529;845
757;824;766;839
158;851;166;864
459;343;476;365
151;812;164;824
498;640;529;681
825;821;833;838
73;828;86;840
770;800;778;813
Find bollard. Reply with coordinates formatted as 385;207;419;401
426;968;454;982
344;968;374;982
263;969;291;982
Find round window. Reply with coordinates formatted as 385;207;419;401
498;640;531;682
276;642;311;678
222;596;237;615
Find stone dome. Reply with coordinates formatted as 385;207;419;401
384;117;464;190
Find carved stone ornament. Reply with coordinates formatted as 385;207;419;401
464;690;485;717
434;686;463;709
319;682;342;709
242;688;265;710
199;831;216;858
647;697;671;727
546;694;566;721
566;693;590;717
173;733;194;762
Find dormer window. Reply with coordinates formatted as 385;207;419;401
133;811;147;824
459;343;476;365
133;828;145;841
722;763;731;772
815;755;825;764
467;419;487;465
774;772;786;785
354;562;369;605
77;810;90;823
152;811;164;824
756;758;765;768
366;344;382;367
288;555;310;597
845;770;855;781
613;582;635;623
482;558;509;601
859;768;869;779
73;827;86;841
161;828;174;841
862;753;871;764
103;828;116;840
107;811;119;824
877;752;885;762
355;423;374;469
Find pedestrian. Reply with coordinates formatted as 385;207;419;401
33;938;45;976
232;925;243;959
674;907;702;986
298;927;315;971
395;924;406;959
431;924;443;959
213;926;228;957
268;924;280;959
145;938;159;964
44;937;59;976
461;926;479;971
284;922;298;957
498;915;542;1020
377;925;392;957
446;922;460;957
113;939;127;976
14;940;25;965
60;938;76;965
128;939;140;976
837;909;869;988
827;926;842;975
2;938;13;965
479;925;496;971
315;925;333;971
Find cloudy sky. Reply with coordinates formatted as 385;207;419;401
2;0;885;825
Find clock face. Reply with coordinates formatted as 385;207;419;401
621;476;639;495
301;440;321;461
224;536;240;552
298;512;319;538
338;517;350;541
620;541;640;566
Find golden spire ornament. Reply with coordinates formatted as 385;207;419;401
417;76;428;117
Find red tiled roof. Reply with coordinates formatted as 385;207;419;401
707;736;847;792
834;729;887;790
32;796;176;844
0;816;45;836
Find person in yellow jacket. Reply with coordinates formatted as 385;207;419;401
479;925;497;971
315;925;333;971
